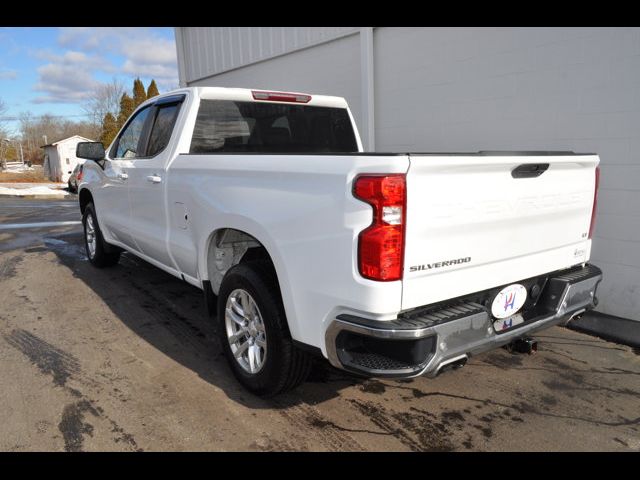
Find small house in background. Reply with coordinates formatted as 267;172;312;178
41;135;94;183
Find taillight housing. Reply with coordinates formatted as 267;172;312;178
588;166;600;239
354;174;406;281
76;165;83;182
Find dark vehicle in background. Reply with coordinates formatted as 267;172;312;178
67;163;84;193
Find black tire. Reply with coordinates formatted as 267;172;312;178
83;202;121;268
217;260;312;396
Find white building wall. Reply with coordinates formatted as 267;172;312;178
175;27;640;321
43;145;60;182
372;27;640;321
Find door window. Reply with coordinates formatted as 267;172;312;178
112;106;152;159
146;104;181;157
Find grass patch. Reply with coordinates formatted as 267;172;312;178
0;167;48;183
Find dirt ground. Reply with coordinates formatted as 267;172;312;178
1;197;639;452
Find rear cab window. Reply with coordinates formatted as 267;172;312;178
190;100;358;154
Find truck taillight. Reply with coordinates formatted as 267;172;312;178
76;166;83;182
588;166;600;239
354;174;406;281
251;90;311;103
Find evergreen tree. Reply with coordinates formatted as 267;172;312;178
117;93;134;129
100;112;118;147
146;80;160;99
132;77;147;107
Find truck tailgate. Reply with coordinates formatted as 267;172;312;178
402;153;599;311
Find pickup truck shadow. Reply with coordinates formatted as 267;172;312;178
44;231;361;409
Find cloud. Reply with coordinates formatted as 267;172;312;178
31;49;105;104
33;49;112;71
31;28;178;105
32;63;99;104
0;69;17;80
121;60;176;80
57;27;178;83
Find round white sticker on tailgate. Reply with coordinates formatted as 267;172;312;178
491;284;527;319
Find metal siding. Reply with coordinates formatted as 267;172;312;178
215;29;224;74
225;27;233;72
173;27;187;87
202;28;211;80
177;27;358;83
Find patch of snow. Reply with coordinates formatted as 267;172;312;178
4;164;35;173
0;185;67;196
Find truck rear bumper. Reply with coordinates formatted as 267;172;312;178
325;264;602;378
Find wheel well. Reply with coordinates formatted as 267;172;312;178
79;189;93;214
206;228;276;295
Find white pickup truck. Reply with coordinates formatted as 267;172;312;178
76;87;602;396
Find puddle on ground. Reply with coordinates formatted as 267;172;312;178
43;237;87;261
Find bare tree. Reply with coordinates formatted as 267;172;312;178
82;78;126;127
0;98;8;139
0;100;7;168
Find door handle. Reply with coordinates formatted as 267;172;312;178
117;172;128;180
146;175;162;184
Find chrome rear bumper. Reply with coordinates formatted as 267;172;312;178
325;264;602;378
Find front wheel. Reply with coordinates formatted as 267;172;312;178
217;261;312;396
83;202;120;268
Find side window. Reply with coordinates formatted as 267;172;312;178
113;106;152;159
146;103;181;157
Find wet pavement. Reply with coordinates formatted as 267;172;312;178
0;197;639;451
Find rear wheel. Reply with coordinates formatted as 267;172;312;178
217;261;312;396
83;202;120;268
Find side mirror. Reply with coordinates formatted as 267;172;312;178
76;142;105;161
